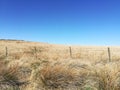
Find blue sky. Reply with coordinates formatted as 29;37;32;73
0;0;120;45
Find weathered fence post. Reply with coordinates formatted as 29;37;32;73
69;46;72;58
5;46;8;57
108;47;111;62
34;47;37;59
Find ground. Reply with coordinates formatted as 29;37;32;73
0;40;120;90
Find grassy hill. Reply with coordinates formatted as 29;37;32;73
0;40;120;90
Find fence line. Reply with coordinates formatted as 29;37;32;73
3;46;115;62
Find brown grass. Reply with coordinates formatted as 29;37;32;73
0;61;28;90
0;40;120;90
90;63;120;90
40;63;78;88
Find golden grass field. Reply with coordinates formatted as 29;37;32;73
0;40;120;90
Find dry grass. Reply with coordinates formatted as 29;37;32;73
90;63;120;90
0;40;120;90
40;63;78;88
0;61;28;90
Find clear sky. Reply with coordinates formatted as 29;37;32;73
0;0;120;45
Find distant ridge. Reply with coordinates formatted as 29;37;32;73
0;39;25;41
0;39;49;44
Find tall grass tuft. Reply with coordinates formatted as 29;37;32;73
91;63;120;90
0;61;28;90
39;63;78;89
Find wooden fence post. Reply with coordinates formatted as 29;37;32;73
69;46;72;58
5;46;8;57
108;47;111;62
34;47;37;59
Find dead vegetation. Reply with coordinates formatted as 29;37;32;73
0;61;28;90
0;40;120;90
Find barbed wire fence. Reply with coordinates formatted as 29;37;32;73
3;46;120;62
